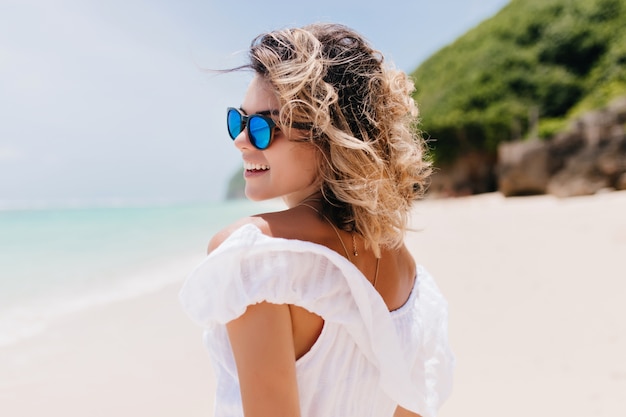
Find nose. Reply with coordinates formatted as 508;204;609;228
233;127;251;151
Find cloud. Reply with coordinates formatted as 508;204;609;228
0;146;23;161
0;0;248;203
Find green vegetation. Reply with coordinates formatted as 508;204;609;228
226;167;246;199
411;0;626;162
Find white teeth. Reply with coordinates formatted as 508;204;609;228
244;162;270;171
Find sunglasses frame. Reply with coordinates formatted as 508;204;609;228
227;107;277;150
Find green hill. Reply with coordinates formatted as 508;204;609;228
411;0;626;162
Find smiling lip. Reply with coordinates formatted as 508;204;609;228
244;162;270;171
243;162;270;178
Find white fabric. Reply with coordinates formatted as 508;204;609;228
179;223;454;417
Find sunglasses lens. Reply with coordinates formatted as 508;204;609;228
248;116;272;150
227;108;242;140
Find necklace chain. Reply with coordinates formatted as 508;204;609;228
297;200;379;288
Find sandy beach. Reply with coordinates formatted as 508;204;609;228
1;191;625;417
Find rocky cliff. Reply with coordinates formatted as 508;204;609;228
429;96;626;198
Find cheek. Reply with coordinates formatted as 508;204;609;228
304;161;321;185
278;159;318;187
295;150;321;183
266;142;321;188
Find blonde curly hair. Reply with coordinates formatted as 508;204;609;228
246;23;431;256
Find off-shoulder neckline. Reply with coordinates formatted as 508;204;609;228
220;223;419;314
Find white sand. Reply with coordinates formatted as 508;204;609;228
0;284;215;417
1;191;625;416
407;191;626;417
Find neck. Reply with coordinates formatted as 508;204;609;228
285;191;323;208
299;194;323;204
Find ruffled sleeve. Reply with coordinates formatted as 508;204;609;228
410;266;455;416
179;223;452;416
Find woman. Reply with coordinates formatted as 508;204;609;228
180;23;454;417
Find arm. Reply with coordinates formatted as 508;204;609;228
394;406;422;417
226;301;301;417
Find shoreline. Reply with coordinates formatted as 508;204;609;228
0;251;206;349
1;191;625;417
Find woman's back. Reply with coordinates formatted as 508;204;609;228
180;223;453;417
208;203;418;361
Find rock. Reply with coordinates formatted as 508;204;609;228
547;130;585;174
428;151;497;197
576;108;615;147
496;94;626;198
597;141;626;178
617;173;626;191
546;148;609;197
546;134;626;197
497;139;549;196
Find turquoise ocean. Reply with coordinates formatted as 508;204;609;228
0;199;283;347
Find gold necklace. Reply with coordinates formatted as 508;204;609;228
297;201;380;288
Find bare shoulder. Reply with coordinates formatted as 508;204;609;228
206;216;270;254
207;206;321;254
207;209;298;253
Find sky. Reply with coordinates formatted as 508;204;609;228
0;0;510;207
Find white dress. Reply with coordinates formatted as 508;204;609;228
179;224;454;417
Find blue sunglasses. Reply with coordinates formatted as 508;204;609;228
227;107;277;150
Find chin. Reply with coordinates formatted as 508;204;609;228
244;188;272;202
